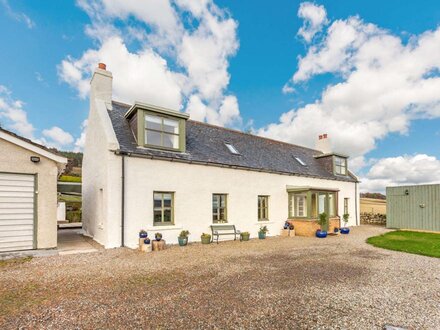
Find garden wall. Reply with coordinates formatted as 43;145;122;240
360;212;386;226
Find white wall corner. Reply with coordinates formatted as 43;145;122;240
95;99;120;151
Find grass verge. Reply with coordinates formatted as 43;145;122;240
367;230;440;258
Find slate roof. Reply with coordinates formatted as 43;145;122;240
109;101;357;183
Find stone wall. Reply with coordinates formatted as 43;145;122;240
360;212;386;226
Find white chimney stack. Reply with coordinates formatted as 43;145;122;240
316;133;332;154
90;62;112;106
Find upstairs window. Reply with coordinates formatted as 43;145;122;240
145;114;180;150
334;156;347;175
225;143;240;155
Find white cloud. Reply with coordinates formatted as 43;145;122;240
74;120;88;152
263;5;440;162
0;0;35;29
60;0;240;126
297;2;328;43
360;154;440;193
282;84;295;94
42;126;74;149
0;85;34;138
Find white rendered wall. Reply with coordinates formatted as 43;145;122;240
112;156;359;249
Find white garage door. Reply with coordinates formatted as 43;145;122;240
0;173;35;252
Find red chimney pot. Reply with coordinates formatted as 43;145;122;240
98;63;107;70
323;133;328;139
319;135;323;140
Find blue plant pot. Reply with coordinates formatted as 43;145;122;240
334;227;339;233
144;238;150;244
258;232;266;239
139;233;148;238
316;230;327;238
178;237;188;246
340;227;350;234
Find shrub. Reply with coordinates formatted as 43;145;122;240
317;212;328;231
259;226;269;234
179;230;190;238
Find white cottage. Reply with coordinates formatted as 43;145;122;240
82;64;359;249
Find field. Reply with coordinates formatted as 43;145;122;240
360;197;386;214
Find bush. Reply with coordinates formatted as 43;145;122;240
66;210;82;223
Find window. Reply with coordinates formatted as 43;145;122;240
212;194;227;223
289;193;308;217
294;156;307;166
145;114;180;149
153;192;174;225
258;196;269;221
334;156;347;175
289;190;337;218
344;198;349;215
225;143;239;155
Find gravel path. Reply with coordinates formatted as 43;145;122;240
0;226;439;329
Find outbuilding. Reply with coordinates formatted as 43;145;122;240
387;184;440;232
0;128;67;252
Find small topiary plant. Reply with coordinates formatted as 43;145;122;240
343;213;350;227
317;212;328;232
259;226;269;234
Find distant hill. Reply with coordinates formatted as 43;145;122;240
59;151;83;176
360;192;386;200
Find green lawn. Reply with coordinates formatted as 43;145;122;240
59;175;81;183
367;231;440;258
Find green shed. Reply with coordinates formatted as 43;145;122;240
386;184;440;232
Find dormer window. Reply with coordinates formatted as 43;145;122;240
294;156;306;166
334;156;347;175
145;114;179;149
225;143;239;155
125;102;189;152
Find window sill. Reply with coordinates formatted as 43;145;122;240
147;225;182;231
254;221;276;225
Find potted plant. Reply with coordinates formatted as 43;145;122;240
139;230;148;238
316;212;328;238
240;232;250;241
258;226;268;239
341;213;350;234
155;232;163;241
178;230;190;246
144;238;151;244
201;233;211;244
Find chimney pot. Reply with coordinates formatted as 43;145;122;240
319;135;323;140
98;63;107;70
323;133;328;139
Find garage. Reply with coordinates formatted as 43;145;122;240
0;128;67;253
0;173;36;252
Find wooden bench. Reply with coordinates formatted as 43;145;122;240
210;225;241;244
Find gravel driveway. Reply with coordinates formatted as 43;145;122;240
0;226;439;329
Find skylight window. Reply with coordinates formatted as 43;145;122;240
294;156;307;166
225;143;240;155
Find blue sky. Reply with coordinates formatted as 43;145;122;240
0;0;439;192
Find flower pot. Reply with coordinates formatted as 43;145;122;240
316;230;327;238
201;236;211;244
178;237;188;246
139;232;148;238
144;238;151;245
241;233;250;241
258;232;266;239
340;227;350;234
334;227;339;233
